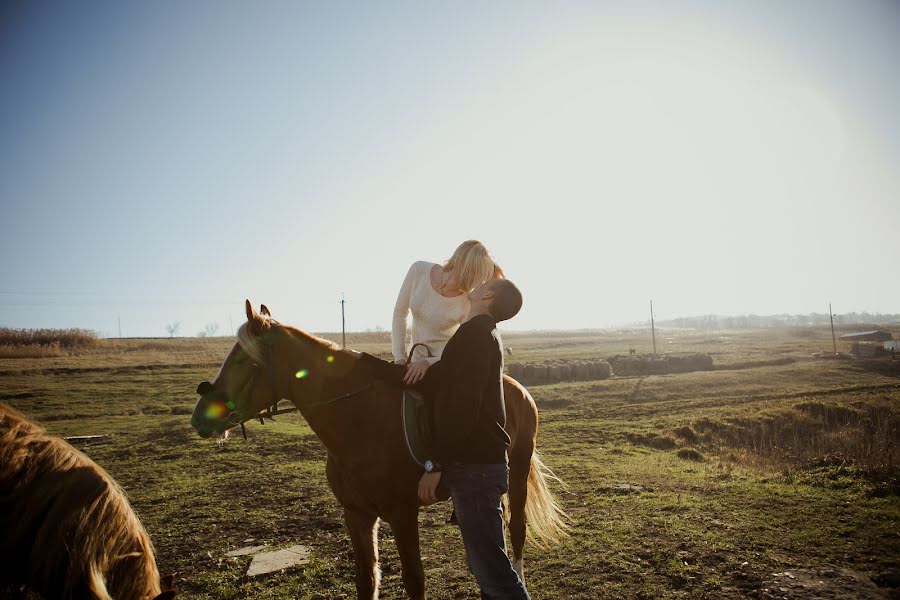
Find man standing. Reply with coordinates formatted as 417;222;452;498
417;277;529;599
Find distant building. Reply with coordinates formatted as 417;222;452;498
839;330;893;356
839;330;893;343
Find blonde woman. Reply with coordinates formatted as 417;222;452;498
393;240;503;385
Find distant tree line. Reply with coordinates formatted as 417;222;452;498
650;312;900;329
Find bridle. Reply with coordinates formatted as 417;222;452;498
220;323;374;440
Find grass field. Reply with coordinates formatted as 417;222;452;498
1;326;898;599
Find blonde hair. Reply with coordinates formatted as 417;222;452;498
443;240;503;293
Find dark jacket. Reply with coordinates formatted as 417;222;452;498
431;314;509;466
358;314;510;466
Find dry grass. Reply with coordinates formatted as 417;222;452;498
0;328;97;349
693;399;899;481
0;343;66;358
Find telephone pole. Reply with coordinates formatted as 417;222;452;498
829;302;837;354
650;300;657;356
117;317;121;338
341;293;346;348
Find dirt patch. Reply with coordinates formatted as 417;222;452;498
759;565;891;599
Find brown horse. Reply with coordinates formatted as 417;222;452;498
191;301;567;599
0;403;175;600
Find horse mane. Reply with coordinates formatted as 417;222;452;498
236;320;341;365
0;403;164;600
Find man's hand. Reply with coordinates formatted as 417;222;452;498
403;358;431;385
418;472;442;504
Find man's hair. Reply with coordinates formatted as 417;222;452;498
488;278;522;322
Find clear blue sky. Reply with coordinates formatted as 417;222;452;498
2;1;899;336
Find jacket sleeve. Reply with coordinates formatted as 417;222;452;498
392;262;418;362
432;326;492;465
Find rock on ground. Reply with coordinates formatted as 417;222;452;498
246;545;311;577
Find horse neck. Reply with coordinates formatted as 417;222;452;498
274;328;372;458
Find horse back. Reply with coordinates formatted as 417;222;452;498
503;375;538;461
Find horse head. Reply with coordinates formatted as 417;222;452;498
190;300;280;438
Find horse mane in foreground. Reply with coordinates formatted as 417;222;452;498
0;403;175;600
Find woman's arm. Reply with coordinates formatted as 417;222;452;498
392;262;418;362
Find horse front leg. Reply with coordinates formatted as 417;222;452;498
389;506;425;599
344;508;380;600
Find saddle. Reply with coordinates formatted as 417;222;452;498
402;390;433;469
402;342;435;469
401;343;451;504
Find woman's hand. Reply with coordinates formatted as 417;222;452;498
403;358;431;385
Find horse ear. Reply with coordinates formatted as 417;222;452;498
260;304;271;317
245;300;263;334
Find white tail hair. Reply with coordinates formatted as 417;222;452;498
523;450;570;547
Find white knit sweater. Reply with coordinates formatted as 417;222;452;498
392;261;470;364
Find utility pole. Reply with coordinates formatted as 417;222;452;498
341;293;346;348
228;315;233;336
117;317;121;338
650;300;657;356
829;302;837;354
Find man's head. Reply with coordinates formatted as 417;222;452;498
468;278;523;323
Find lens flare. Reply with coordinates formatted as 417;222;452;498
226;401;236;410
326;355;335;364
295;369;309;379
205;402;227;420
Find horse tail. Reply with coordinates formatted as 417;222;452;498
523;449;570;548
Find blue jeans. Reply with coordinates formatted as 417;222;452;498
444;463;530;600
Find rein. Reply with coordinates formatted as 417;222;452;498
231;326;373;440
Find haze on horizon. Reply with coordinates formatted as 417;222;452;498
1;1;898;337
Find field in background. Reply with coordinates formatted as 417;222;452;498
1;326;898;599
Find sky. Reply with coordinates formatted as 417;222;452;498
1;1;899;336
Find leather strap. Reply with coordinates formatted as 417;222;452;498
406;342;435;364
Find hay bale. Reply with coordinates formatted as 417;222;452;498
508;363;524;379
524;364;535;380
533;365;547;380
559;364;571;380
549;365;561;380
573;363;587;379
596;360;613;378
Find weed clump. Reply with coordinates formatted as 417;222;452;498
626;432;677;450
675;448;704;462
673;426;699;444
